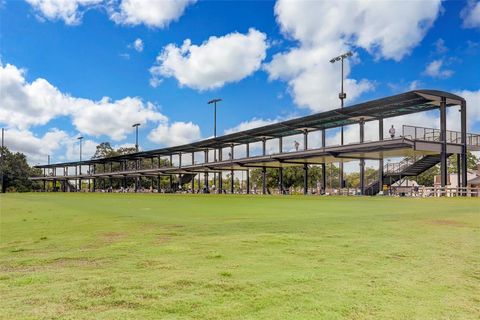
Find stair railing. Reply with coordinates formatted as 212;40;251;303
384;155;423;174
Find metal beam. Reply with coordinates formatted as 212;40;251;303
460;100;467;190
360;120;365;195
440;97;447;189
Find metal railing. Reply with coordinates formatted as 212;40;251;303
402;125;480;146
384;156;420;174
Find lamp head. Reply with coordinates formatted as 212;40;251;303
208;98;222;104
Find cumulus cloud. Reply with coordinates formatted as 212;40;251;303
224;118;279;134
2;128;68;163
109;0;196;28
148;121;201;146
25;0;102;25
455;89;480;128
0;63;167;141
423;59;454;79
461;0;480;29
132;38;143;52
70;97;167;140
265;0;442;112
25;0;195;28
0;63;70;129
150;28;268;90
1;128;98;164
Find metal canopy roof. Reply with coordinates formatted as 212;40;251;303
36;89;464;168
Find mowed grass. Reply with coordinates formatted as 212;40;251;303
0;194;479;319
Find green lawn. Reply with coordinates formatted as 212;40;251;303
0;193;479;319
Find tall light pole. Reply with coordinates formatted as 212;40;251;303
132;123;141;192
132;123;141;152
208;99;222;138
208;98;222;192
330;51;353;189
77;136;83;172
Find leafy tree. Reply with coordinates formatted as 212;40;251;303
0;147;42;192
448;152;478;173
92;142;117;159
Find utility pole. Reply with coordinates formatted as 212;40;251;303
330;51;353;189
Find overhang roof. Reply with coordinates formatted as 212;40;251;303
36;89;464;168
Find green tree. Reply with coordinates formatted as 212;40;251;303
0;147;42;192
92;142;117;159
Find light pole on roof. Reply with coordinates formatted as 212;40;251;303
330;51;353;189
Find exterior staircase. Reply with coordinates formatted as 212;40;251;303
365;154;448;195
179;173;196;185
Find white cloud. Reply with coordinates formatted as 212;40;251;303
0;63;70;129
274;0;441;61
64;137;98;161
434;38;448;54
132;38;144;52
25;0;102;25
265;0;441;112
109;0;196;28
224;118;279;134
455;89;480;129
461;0;480;29
0;128;98;165
70;97;167;140
423;59;454;79
150;28;268;90
148;121;201;147
2;128;68;164
25;0;195;28
0;63;167;141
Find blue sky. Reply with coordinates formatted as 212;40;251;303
0;0;479;164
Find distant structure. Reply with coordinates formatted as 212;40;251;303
32;90;479;196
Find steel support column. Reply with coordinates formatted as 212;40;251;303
204;150;209;192
457;153;461;188
246;143;250;194
279;167;284;194
279;137;283;194
92;164;96;192
460;100;467;191
440;97;447;189
262;138;266;194
262;167;267;195
360;120;365;195
303;129;308;150
321;129;326;193
230;170;234;194
379;118;384;189
218;148;222;193
303;164;308;195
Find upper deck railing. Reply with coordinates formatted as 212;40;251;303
402;125;480;147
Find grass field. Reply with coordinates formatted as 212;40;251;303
0;193;479;319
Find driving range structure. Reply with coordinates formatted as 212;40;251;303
31;90;480;196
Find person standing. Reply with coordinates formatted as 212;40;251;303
389;125;396;139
